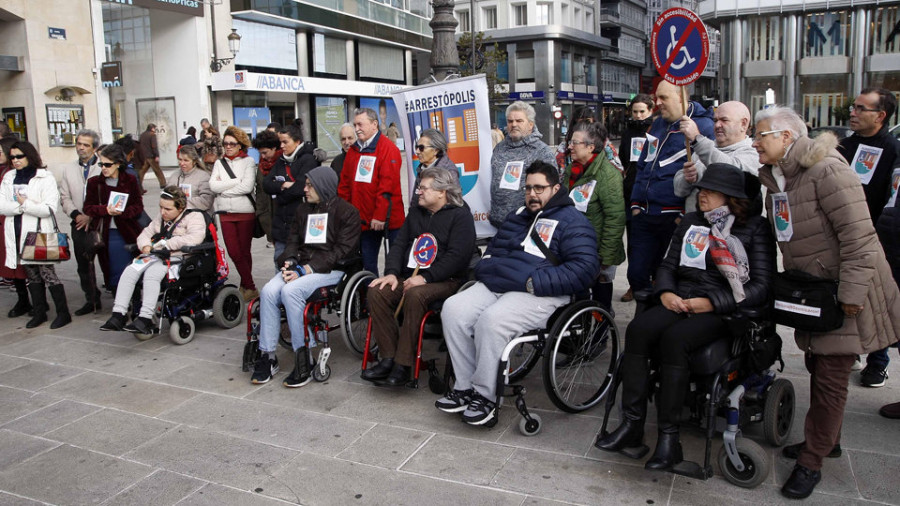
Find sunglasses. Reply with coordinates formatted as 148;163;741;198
98;162;117;168
415;144;433;152
8;154;27;160
222;141;240;147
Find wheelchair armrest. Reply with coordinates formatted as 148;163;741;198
633;289;655;303
124;244;140;255
335;256;362;270
181;242;215;254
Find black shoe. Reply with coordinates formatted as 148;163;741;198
781;441;842;459
781;464;821;499
382;364;411;387
251;354;279;384
8;280;31;318
435;388;475;413
48;284;71;329
25;282;47;329
100;312;128;331
595;418;645;452
861;366;889;388
361;358;394;382
74;301;100;316
283;347;312;388
124;317;153;335
644;430;683;471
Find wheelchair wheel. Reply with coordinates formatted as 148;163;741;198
763;378;795;447
212;286;245;329
313;363;331;382
507;341;541;383
518;413;542;437
717;438;770;489
339;270;376;356
169;316;196;345
133;313;160;342
242;339;260;372
542;301;619;413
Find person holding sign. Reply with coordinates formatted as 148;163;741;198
596;163;774;472
562;122;625;310
362;168;476;387
754;106;900;499
83;143;144;291
436;161;598;426
251;167;360;388
167;144;213;212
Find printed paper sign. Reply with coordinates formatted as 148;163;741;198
109;191;129;212
522;218;559;258
886;168;900;208
644;134;659;162
12;185;27;199
168;262;181;280
179;184;192;199
569;180;597;213
680;225;710;269
131;255;158;273
771;192;793;242
355;155;376;183
659;149;687;168
304;213;328;245
630;138;647;162
499;161;524;190
851;144;883;186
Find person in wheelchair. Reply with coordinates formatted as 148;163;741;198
251;166;360;387
100;186;207;334
436;161;599;425
362;167;476;386
595;163;775;471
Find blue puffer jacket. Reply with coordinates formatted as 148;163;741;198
630;102;714;214
475;190;599;296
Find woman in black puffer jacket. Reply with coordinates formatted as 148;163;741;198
596;163;775;472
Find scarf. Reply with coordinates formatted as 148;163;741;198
704;205;750;303
282;144;302;164
604;143;624;175
258;149;282;176
224;151;248;161
568;154;595;188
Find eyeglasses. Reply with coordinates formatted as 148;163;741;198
523;184;551;194
753;129;784;141
8;154;27;160
568;140;592;146
415;144;433;152
98;162;117;168
222;141;240;147
415;185;434;194
849;104;882;114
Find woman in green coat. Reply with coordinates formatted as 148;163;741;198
562;122;626;310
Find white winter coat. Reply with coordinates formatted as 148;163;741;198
209;156;257;214
0;169;63;267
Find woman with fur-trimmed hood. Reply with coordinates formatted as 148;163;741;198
754;106;900;500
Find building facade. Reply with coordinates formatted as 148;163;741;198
600;0;649;135
699;0;900;127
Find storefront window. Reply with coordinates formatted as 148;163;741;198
103;2;154;141
315;97;348;158
802;12;849;58
747;16;782;61
872;6;900;55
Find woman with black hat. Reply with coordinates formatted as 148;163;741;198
595;163;776;472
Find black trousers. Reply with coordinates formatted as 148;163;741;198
625;304;728;368
71;224;100;304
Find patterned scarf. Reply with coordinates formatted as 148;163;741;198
704;205;750;303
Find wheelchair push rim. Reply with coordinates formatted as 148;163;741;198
339;270;376;356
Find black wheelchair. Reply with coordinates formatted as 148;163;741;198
596;291;795;488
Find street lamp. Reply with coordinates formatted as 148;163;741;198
210;28;241;73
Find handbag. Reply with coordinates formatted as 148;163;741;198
772;269;844;332
220;157;266;238
85;219;105;258
20;210;71;262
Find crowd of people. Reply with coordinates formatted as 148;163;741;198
2;82;899;500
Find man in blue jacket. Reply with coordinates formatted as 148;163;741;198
627;80;714;295
436;161;599;426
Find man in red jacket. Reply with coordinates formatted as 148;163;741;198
338;107;405;275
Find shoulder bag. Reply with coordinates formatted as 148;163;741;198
21;207;71;262
772;269;844;332
220;158;266;238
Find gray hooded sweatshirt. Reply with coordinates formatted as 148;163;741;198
488;126;556;229
673;136;761;212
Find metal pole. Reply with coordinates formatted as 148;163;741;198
470;0;476;72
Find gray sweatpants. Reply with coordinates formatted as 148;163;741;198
113;260;169;318
442;281;568;400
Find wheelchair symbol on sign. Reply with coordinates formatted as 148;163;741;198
666;25;697;70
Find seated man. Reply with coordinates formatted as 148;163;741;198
251;166;360;388
437;161;599;425
363;167;476;386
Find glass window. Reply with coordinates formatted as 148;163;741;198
802;11;849;57
561;52;572;83
601;62;639;95
516;50;534;82
313;34;347;75
586;57;596;87
537;4;551;25
483;7;497;29
573;54;584;84
872;6;900;54
585;11;593;33
457;10;470;32
358;42;404;81
514;4;527;26
747;16;781;61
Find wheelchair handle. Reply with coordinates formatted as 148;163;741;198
181;242;216;254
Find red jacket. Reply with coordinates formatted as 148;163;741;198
338;132;405;231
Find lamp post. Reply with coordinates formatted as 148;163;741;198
210;28;241;73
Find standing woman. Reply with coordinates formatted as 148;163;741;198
754;106;900;499
0;141;72;328
210;126;259;300
411;128;458;206
83;144;144;292
167;144;213;211
0;138;30;317
252;129;281;247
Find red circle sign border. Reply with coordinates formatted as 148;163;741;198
650;7;710;86
412;233;438;267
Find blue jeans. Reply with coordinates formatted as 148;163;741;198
107;229;130;288
626;212;680;292
273;241;286;271
866;345;898;370
360;229;398;276
258;270;344;353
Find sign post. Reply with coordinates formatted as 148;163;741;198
394;233;438;317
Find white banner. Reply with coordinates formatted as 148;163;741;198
392;75;497;238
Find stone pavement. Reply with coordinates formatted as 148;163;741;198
1;188;899;505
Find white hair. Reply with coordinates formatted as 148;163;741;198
754;106;808;140
506;101;536;123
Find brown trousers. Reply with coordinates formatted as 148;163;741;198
798;353;855;471
368;278;461;367
138;158;166;188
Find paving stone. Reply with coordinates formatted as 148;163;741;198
257;452;525;506
670;479;880;506
520;497;583;506
125;426;298;490
244;373;366;414
104;470;205;506
0;444;151;505
0;354;23;374
402;433;515;485
152;333;248;365
1;399;99;436
23;339;196;382
56;324;152;348
497;409;603;457
0;491;44;505
0;334;65;358
0;386;58;425
180;483;293;506
0;429;59;471
836;411;900;456
336;424;431;469
847;450;900;503
40;371;198;417
772;447;859;498
158;361;263;397
44;408;175;456
0;360;84;391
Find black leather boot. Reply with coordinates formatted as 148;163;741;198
48;284;72;329
25;282;48;329
645;365;690;470
8;279;31;318
383;363;412;387
595;353;649;452
361;358;394;382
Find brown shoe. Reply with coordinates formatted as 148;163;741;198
620;288;633;302
879;401;900;419
242;288;259;302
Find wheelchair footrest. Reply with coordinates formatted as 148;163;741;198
619;444;650;460
671;460;713;480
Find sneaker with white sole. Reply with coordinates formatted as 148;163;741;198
461;393;496;425
251;355;279;384
861;366;888;388
435;388;475;413
850;355;863;371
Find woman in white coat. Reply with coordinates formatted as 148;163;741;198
0;141;71;329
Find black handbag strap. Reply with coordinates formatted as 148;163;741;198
220;157;256;207
34;205;62;234
529;226;560;266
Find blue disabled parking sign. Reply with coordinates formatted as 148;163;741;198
650;8;710;86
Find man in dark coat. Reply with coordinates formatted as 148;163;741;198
136;123;165;191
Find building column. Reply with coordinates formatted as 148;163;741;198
89;0;112;143
731;19;742;105
851;7;867;94
784;15;797;108
346;39;356;80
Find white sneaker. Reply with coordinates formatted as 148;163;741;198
851;355;863;372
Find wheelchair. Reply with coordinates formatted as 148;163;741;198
242;258;377;381
128;212;246;344
596;291;795;489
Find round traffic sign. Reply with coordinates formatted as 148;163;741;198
412;233;438;267
650;8;710;86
